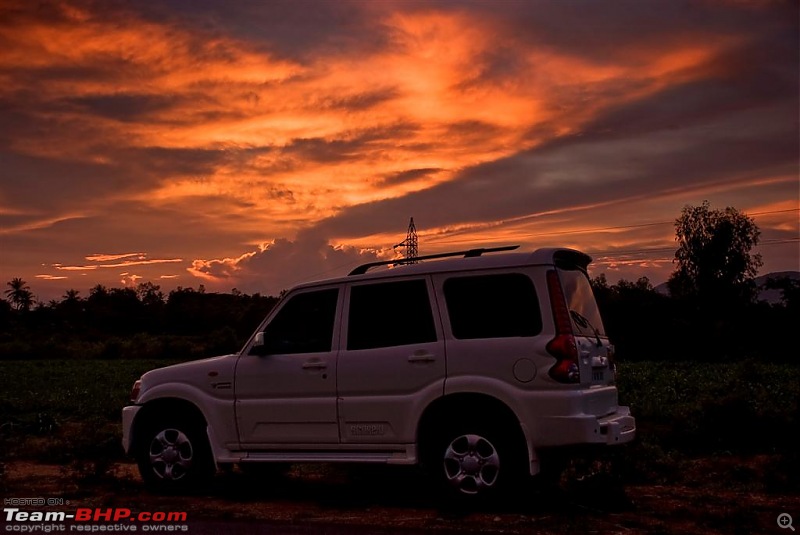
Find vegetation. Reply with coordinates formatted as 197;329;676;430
590;271;797;361
0;284;278;361
669;201;762;307
0;201;797;500
1;359;797;492
4;277;33;312
1;201;794;363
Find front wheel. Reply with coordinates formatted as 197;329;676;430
136;417;214;493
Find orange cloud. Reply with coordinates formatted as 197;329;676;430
1;1;795;297
4;0;734;234
86;253;147;262
56;258;183;271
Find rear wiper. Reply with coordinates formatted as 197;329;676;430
570;310;602;347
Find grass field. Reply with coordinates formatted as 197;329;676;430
0;359;180;464
1;358;798;490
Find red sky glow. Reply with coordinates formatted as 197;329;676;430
1;0;798;300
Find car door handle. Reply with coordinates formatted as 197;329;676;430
302;361;327;370
408;352;436;363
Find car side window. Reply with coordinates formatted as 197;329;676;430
347;279;437;350
261;288;338;354
444;273;542;339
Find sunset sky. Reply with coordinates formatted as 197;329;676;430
1;0;798;301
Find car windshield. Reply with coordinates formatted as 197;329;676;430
558;268;606;337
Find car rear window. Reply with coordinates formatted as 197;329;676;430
443;273;542;339
558;268;606;337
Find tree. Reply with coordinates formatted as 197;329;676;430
668;201;762;308
136;282;164;307
765;276;800;310
5;277;33;311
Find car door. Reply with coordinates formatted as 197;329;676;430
337;276;445;444
433;270;545;389
235;287;341;447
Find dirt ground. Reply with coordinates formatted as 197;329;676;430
2;459;798;535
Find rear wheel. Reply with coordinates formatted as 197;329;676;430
443;432;502;495
428;421;524;501
136;415;214;493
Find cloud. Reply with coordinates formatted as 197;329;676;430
0;0;796;299
56;258;183;271
188;235;383;294
35;274;68;280
120;273;143;286
85;253;146;262
381;168;442;185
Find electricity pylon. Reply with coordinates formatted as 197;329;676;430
394;217;418;263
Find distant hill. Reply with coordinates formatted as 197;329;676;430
755;271;800;304
654;271;799;304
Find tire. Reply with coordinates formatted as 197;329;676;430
136;415;214;493
428;421;524;501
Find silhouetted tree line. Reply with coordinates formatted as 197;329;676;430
0;273;796;362
1;202;796;362
590;273;798;362
0;283;279;360
592;201;798;362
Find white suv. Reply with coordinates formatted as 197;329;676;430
122;246;635;497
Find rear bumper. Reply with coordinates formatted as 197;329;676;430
533;405;636;447
596;407;636;444
121;405;141;454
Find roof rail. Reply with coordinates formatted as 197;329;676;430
348;245;520;276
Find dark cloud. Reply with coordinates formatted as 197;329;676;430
316;88;401;111
281;137;361;164
281;122;421;163
570;38;799;141
1;0;797;299
427;0;798;65
312;101;797;239
455;47;531;91
122;145;274;178
189;234;381;295
444;120;504;142
381;168;442;185
0;152;141;213
64;94;184;122
120;0;391;63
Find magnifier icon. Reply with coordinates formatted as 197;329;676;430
779;513;795;531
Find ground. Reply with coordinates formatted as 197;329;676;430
2;457;797;535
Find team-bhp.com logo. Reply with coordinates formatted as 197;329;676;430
4;508;188;531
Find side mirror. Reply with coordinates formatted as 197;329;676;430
249;332;269;356
254;332;265;347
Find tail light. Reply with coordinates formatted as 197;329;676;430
130;380;142;403
546;270;579;383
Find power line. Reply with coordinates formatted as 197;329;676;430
426;208;799;246
587;238;799;258
280;209;798;288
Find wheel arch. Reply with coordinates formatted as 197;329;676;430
416;392;529;467
130;397;208;456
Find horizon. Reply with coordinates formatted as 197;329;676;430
5;244;800;304
1;1;798;302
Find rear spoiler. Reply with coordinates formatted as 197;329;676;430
529;248;592;270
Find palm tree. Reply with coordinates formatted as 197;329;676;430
5;278;33;311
